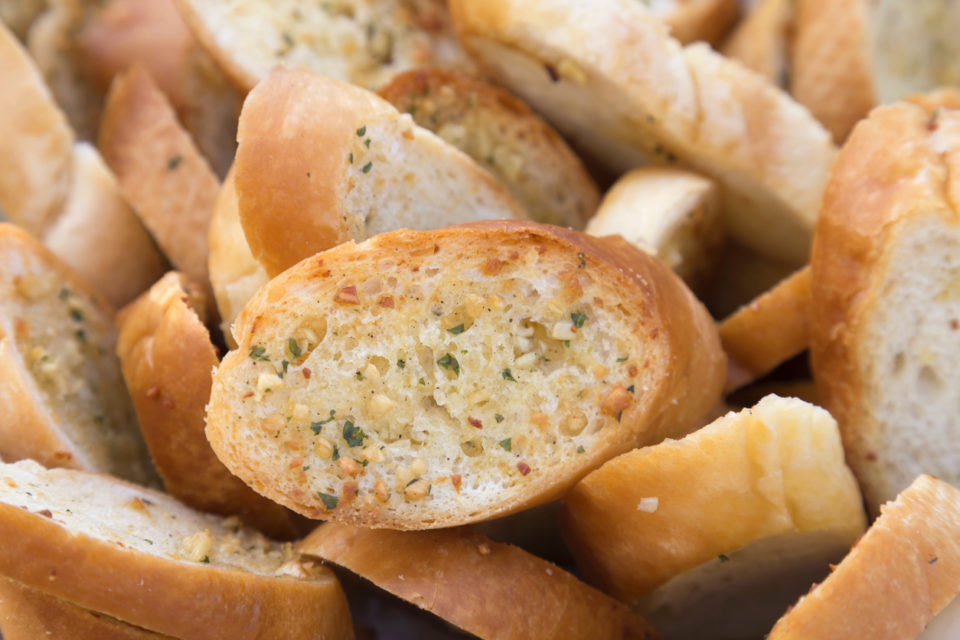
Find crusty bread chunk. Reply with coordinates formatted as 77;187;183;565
300;524;659;640
0;459;354;639
768;475;960;640
0;224;155;486
721;0;793;87
0;577;168;640
650;0;740;45
206;221;725;529
584;166;723;289
235;68;528;277
811;95;960;513
117;272;296;539
379;68;600;229
562;395;866;640
175;0;476;92
449;0;836;265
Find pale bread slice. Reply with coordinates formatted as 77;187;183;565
175;0;476;92
449;0;837;265
721;0;793;87
768;475;960;640
0;459;354;639
300;524;658;640
649;0;740;45
810;95;960;513
378;67;600;229
561;394;866;640
235;68;528;278
117;272;296;539
0;576;169;640
205;221;726;529
584;166;724;289
0;223;155;486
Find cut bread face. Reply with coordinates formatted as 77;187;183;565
235;68;529;278
449;0;837;265
0;224;155;486
206;221;726;529
561;395;866;640
175;0;476;92
810;96;960;513
378;68;600;229
768;475;960;640
721;0;793;87
0;459;354;639
584;166;724;289
300;524;658;640
117;272;296;539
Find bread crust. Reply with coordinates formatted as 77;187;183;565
768;475;960;639
117;272;296;539
661;0;739;45
721;0;793;87
206;221;725;528
299;523;659;640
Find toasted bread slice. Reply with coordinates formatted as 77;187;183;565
449;0;836;265
811;94;960;513
720;265;811;392
584;166;724;289
99;65;219;300
175;0;476;92
378;68;600;229
721;0;793;87
235;68;528;278
0;577;169;640
0;459;354;639
768;475;960;640
0;224;155;485
117;272;296;539
206;221;725;529
562;395;866;640
652;0;740;45
300;524;658;640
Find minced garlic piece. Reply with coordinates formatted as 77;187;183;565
368;393;395;417
314;437;335;459
257;372;284;396
291;403;310;421
404;478;430;500
550;322;577;340
182;529;213;563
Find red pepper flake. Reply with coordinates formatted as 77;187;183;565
928;108;941;131
951;319;959;330
302;368;312;379
650;328;659;339
242;391;254;398
865;452;877;462
536;245;547;255
37;509;53;518
482;257;504;275
468;417;483;429
517;462;531;476
378;295;395;308
433;244;440;254
451;474;462;493
628;365;638;377
509;251;519;260
342;481;359;504
335;285;360;304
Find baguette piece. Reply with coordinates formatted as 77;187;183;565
117;272;296;539
768;475;960;640
175;0;476;92
378;68;600;229
206;221;726;529
0;459;354;639
449;0;837;265
810;95;960;513
650;0;739;45
721;0;793;87
235;68;529;278
561;395;866;640
0;223;155;485
0;577;169;640
584;166;724;288
300;524;659;640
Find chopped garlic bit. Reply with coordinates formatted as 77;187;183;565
314;437;335;459
637;497;659;513
257;372;284;397
515;352;538;370
363;363;381;385
291;403;310;421
182;529;213;562
404;478;430;500
550;322;577;341
368;393;395;417
275;558;309;579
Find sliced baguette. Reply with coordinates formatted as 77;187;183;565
768;475;960;640
449;0;837;265
206;221;726;529
300;524;659;640
0;223;155;485
650;0;740;45
721;0;793;87
235;68;529;278
0;459;354;639
0;577;168;640
810;95;960;513
378;68;600;229
175;0;476;92
116;272;296;539
584;166;724;289
561;394;866;640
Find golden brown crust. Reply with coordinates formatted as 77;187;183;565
0;577;169;640
98;65;219;296
791;0;875;142
721;0;793;86
116;272;296;539
663;0;740;45
300;523;659;640
0;492;354;639
768;475;960;639
719;265;811;392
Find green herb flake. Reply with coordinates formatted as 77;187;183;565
201;555;210;563
249;345;269;362
356;125;366;137
627;385;635;393
418;377;426;385
499;438;512;452
502;368;516;382
616;355;628;363
167;155;182;170
437;353;460;375
356;370;365;381
447;324;465;335
343;420;367;447
571;312;587;328
576;446;585;454
93;414;105;426
718;554;730;563
364;138;371;148
361;161;373;174
310;410;336;433
397;359;406;369
144;538;153;545
563;340;571;348
69;308;83;322
332;445;339;461
495;413;504;423
348;152;353;164
75;329;87;343
577;252;586;269
288;338;302;358
280;360;290;377
318;492;339;510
